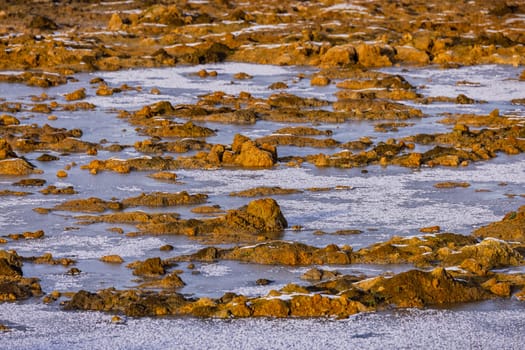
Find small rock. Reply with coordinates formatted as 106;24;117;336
268;82;288;90
419;226;441;233
197;69;209;78
108;227;124;234
310;75;330;86
41;185;77;195
29;15;58;31
56;170;68;178
12;178;46;187
90;77;105;84
0;114;20;125
234;72;252;80
36;154;59;162
456;94;475;104
434;182;470;188
108;13;124;31
301;268;323;281
0;158;41;176
191;205;223;214
332;229;362;235
100;255;124;264
256;278;272;286
111;315;126;324
129;257;165;277
67;267;81;275
490;282;511;297
23;230;45;239
148;172;178;181
64;88;86;101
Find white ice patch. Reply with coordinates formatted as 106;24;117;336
411;159;525;184
116;185;143;192
232;284;287;297
84;63;304;109
177;158;521;233
0;196;60;209
232;23;292;36
322;3;368;14
7;234;166;260
384;64;525;102
49;273;85;290
176;167;355;195
199;263;232;277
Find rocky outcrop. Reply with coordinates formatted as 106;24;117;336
128;257;166;277
82;134;277;173
229;186;302;197
75;198;288;244
353;233;478;266
320;45;358;67
172;241;351;266
63;289;190;317
1;124;96;155
0;251;23;277
0;139;41;175
1;0;524;73
121;192;208;208
60;206;525;318
441;238;523;275
64;88;86;101
41;191;207;213
0;250;42;302
81;157;179;174
0;158;40;176
256;135;340;148
473;206;525;242
63;265;503;318
355;267;492;308
353;233;523;275
226;134;277;168
137;272;185;289
48;197;123;213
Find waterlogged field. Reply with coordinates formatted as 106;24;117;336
1;63;524;348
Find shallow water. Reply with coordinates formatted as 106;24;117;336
1;63;524;347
